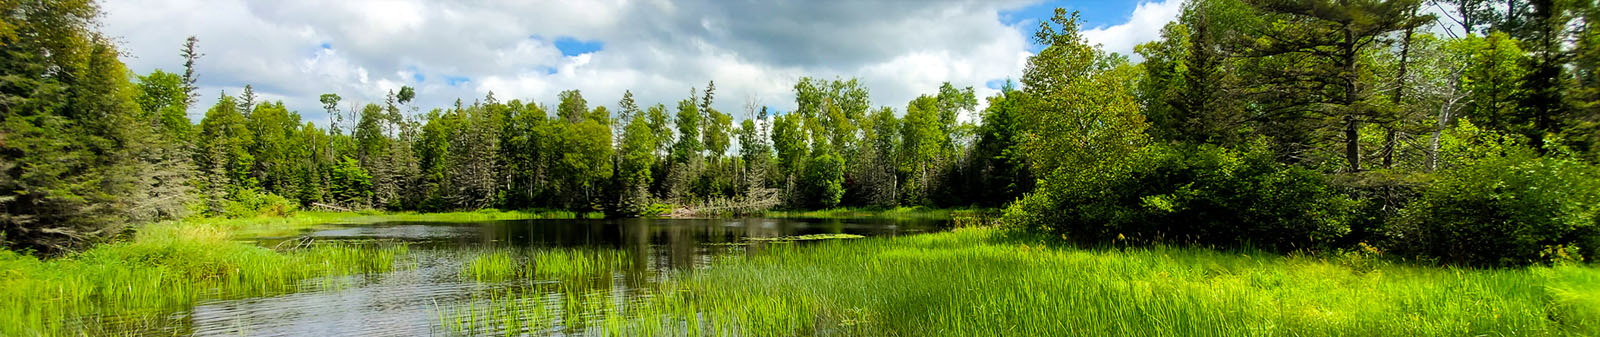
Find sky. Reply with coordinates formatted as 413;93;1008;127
101;0;1186;126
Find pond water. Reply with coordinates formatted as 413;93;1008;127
167;217;947;336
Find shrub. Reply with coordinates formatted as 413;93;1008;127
1396;153;1600;267
221;188;300;218
1331;170;1427;247
1004;143;1351;252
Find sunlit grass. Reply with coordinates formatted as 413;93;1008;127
437;227;1600;336
652;227;1600;336
461;248;632;282
0;216;409;336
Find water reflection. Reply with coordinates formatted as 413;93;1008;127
265;217;938;271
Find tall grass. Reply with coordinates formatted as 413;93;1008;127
0;217;408;336
461;248;632;282
653;227;1600;336
439;227;1599;336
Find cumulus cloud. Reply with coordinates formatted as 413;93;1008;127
100;0;1173;125
1080;0;1184;61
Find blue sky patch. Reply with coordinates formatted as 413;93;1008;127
985;79;1014;91
553;36;604;57
1000;0;1142;52
445;76;470;87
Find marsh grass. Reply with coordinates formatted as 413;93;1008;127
461;248;632;282
0;216;410;336
655;227;1600;336
440;227;1599;336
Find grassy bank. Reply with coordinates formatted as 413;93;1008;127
651;227;1599;336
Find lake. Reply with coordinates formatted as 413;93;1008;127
142;217;947;336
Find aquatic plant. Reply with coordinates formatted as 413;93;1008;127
461;248;632;282
0;218;407;336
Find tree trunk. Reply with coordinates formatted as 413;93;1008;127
1384;9;1417;169
1342;26;1362;172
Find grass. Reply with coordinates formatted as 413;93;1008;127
0;208;604;336
0;217;409;336
438;227;1600;336
653;227;1600;336
461;248;632;282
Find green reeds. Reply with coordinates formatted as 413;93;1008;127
461;248;632;282
0;219;408;336
445;227;1600;336
655;227;1600;336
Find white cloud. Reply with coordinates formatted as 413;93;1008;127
100;0;1173;125
1080;0;1184;61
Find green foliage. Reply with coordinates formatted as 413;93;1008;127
1007;143;1352;251
1397;150;1600;267
1019;10;1148;177
134;70;191;141
968;81;1031;206
328;156;372;208
770;113;808;177
556;89;588;123
0;0;196;253
613;112;657;216
672;95;702;163
221;188;300;218
548;118;614;210
803;152;845;208
1460;32;1530;136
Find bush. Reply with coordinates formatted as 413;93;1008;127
1331;170;1427;247
1396;153;1600;267
221;189;300;218
1004;143;1351;252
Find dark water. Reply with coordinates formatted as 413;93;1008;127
175;217;946;336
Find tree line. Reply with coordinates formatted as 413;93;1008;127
175;71;1003;215
5;0;1600;266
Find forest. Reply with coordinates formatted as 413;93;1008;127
2;0;1600;335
